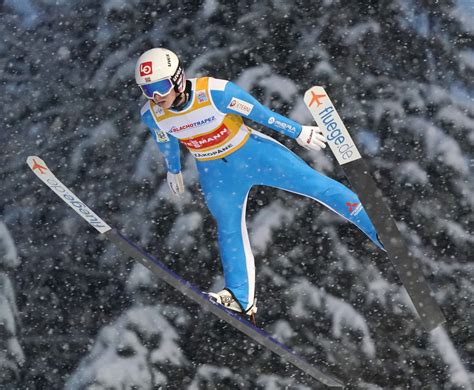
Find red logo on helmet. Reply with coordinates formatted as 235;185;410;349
140;61;153;76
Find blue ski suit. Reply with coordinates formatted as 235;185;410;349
141;77;382;312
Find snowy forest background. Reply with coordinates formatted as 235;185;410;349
1;0;473;388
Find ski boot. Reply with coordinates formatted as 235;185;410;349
208;288;257;325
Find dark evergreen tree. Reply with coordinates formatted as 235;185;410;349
1;0;472;388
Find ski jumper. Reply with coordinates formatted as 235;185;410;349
141;77;383;312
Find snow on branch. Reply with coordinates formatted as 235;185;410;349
65;305;187;389
289;279;376;358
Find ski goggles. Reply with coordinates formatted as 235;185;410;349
140;78;174;99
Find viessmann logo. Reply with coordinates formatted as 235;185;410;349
181;125;231;150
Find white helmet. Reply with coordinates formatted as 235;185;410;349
135;48;186;98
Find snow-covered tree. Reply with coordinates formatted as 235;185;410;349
1;0;472;388
0;222;24;385
66;305;189;389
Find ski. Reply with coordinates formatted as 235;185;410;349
26;156;345;389
304;87;446;331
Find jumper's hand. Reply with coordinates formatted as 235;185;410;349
296;126;327;151
167;171;185;196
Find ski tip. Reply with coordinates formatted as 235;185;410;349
26;156;49;175
304;85;326;98
27;155;43;166
304;86;331;110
